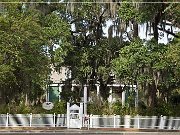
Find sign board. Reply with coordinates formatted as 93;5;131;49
42;102;54;110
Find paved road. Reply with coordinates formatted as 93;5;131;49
0;130;179;135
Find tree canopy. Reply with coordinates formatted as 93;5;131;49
0;1;70;104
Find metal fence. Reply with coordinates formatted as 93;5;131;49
88;115;180;130
0;113;67;127
0;114;179;130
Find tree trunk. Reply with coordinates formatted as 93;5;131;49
150;81;157;108
152;16;159;42
133;21;138;38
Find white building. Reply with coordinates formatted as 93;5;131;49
47;67;138;107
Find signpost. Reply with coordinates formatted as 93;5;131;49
42;102;54;110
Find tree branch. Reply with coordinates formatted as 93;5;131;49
157;27;179;38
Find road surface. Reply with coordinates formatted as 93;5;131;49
0;129;179;135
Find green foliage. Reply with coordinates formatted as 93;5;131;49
44;100;67;114
0;64;15;85
88;103;103;115
118;1;140;22
16;101;31;114
112;39;145;83
166;34;180;68
138;100;180;116
0;100;67;114
0;99;179;116
112;37;180;108
0;3;71;104
119;0;179;25
154;102;174;116
0;1;179;116
0;4;48;103
0;101;31;114
164;3;180;27
88;100;137;115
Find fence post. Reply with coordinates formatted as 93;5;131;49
167;117;173;130
124;115;131;128
6;113;9;127
87;114;90;130
53;113;56;127
137;115;140;129
29;113;32;127
134;115;140;129
90;114;93;128
114;114;116;128
159;115;164;129
67;102;70;128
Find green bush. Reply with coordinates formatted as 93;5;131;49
138;100;179;116
0;100;67;114
0;101;31;114
112;101;138;116
154;103;174;116
49;100;66;114
87;102;104;115
88;101;138;115
0;99;179;116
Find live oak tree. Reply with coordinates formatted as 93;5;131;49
112;0;180;108
0;1;70;105
52;0;127;100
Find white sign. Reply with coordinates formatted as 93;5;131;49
42;102;54;110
